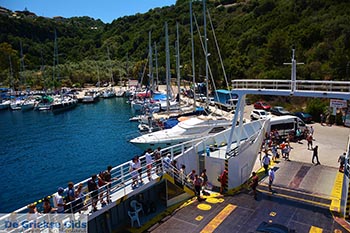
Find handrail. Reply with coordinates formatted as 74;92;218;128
232;79;350;93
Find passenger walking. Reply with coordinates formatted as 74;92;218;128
306;134;313;150
262;152;270;174
284;144;291;161
178;164;186;185
338;153;346;172
249;172;259;200
200;169;208;188
193;174;206;201
271;144;278;161
187;170;196;183
268;169;275;192
219;168;228;194
312;145;321;165
310;126;314;137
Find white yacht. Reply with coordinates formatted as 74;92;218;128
0;100;11;110
82;90;100;103
130;115;232;150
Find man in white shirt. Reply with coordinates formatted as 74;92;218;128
55;187;65;213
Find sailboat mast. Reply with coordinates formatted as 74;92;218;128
53;29;59;90
19;41;25;90
148;31;153;92
9;56;14;92
190;0;196;111
165;22;171;114
203;0;209;106
154;42;159;90
176;22;181;107
107;46;113;88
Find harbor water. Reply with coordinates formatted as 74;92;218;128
0;98;143;213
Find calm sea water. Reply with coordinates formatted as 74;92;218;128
0;98;143;213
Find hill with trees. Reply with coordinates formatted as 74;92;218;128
0;0;349;90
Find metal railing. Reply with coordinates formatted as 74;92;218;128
232;79;350;93
0;138;203;229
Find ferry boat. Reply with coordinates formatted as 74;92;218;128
0;115;268;232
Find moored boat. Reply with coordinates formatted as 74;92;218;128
130;115;233;151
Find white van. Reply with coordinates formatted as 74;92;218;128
268;115;308;138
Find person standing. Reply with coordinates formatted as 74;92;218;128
145;148;154;181
250;172;259;200
310;126;314;137
312;145;321;165
320;113;324;126
66;182;76;212
193;174;204;201
268;169;275;192
262;152;270;174
87;174;98;212
306;133;313;150
55;187;65;213
219;168;228;194
153;147;162;174
338;153;346;172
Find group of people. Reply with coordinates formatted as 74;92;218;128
86;165;119;212
129;147;163;189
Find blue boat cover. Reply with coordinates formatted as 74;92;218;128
163;118;179;129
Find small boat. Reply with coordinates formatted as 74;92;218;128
10;98;23;110
21;98;36;111
115;89;125;97
34;96;54;111
0;100;10;110
82;90;100;103
101;88;116;98
51;95;78;113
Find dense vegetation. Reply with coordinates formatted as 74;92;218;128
0;0;349;91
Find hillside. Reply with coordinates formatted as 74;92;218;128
0;0;349;90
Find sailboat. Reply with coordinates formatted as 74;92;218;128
101;47;116;98
36;30;77;112
7;55;23;111
18;41;36;111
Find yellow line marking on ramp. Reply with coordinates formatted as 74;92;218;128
200;204;236;233
330;171;343;213
309;225;323;232
258;189;330;208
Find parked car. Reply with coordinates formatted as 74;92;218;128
253;101;271;111
270;106;291;116
294;112;313;123
250;109;270;121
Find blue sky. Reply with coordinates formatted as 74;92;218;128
1;0;176;23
